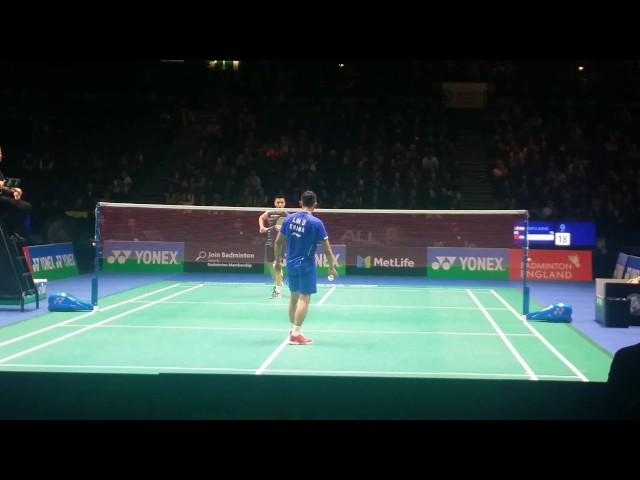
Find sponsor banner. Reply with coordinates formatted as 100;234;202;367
623;255;640;280
26;243;79;280
427;247;509;279
184;242;262;273
22;246;32;273
509;249;592;281
103;241;184;272
613;253;629;279
315;244;346;277
262;244;348;277
348;246;425;276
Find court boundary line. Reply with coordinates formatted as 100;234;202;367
0;363;580;380
256;285;335;374
490;289;589;382
0;284;205;365
125;300;510;310
55;324;537;336
317;285;336;305
0;363;254;373
255;337;290;375
179;283;496;292
264;369;579;379
467;289;538;381
0;282;183;348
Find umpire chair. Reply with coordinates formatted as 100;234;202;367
0;220;39;311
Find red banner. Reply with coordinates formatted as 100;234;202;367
22;246;33;275
509;249;592;281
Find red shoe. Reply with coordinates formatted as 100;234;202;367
289;333;313;345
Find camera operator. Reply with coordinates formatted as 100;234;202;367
0;145;32;243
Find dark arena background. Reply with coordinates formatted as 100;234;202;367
0;60;639;420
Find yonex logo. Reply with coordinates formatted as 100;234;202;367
51;294;67;305
315;253;341;267
356;255;372;268
431;256;456;270
106;249;178;265
554;305;568;316
431;256;505;271
107;250;132;264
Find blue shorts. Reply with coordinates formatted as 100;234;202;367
286;263;317;295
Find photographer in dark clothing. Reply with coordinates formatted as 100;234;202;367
0;145;32;242
607;342;640;418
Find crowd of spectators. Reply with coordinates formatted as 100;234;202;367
165;96;462;210
0;62;177;240
487;99;640;237
3;60;640;247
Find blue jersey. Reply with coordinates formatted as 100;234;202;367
280;211;328;268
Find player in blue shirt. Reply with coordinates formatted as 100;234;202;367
274;191;338;345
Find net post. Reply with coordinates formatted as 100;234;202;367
522;210;530;316
91;202;101;306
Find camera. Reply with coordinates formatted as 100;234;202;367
5;178;21;188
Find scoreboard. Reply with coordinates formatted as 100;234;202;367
513;221;596;248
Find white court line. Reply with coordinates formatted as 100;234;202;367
255;336;290;375
321;286;493;291
0;282;182;348
333;285;494;290
490;290;589;382
255;286;336;375
0;363;254;373
263;369;578;379
0;363;580;380
55;324;537;336
0;284;205;365
317;285;336;305
126;300;508;310
186;283;494;292
467;289;538;381
187;282;271;286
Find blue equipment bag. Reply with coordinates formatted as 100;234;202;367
48;292;94;312
526;302;572;323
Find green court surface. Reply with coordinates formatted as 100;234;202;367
0;281;612;382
